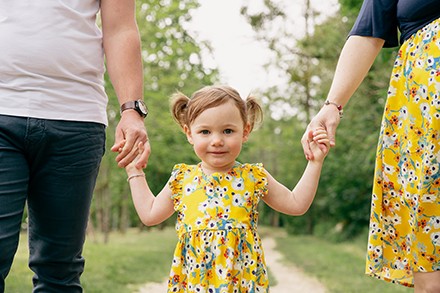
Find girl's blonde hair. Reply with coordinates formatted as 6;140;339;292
170;85;263;132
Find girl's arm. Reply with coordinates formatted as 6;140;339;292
127;175;175;226
263;160;324;216
123;141;175;226
263;128;329;215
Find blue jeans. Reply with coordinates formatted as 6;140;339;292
0;115;105;293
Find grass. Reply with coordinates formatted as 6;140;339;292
6;227;413;293
274;230;412;293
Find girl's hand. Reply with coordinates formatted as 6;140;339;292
113;139;126;154
111;111;150;168
301;105;340;160
308;127;330;162
125;141;148;175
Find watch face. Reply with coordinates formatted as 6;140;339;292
136;100;148;116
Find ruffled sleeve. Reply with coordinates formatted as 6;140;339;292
349;0;399;48
251;163;268;199
168;163;186;209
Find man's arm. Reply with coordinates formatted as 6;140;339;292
101;0;149;168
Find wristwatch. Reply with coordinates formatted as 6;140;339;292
120;99;148;118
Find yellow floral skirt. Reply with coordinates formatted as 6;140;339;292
366;18;440;287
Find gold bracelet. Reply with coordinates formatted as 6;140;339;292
127;173;145;182
324;100;343;118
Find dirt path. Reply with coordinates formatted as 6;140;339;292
262;237;326;293
136;236;327;293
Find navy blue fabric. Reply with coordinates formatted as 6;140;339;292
0;115;105;293
349;0;440;47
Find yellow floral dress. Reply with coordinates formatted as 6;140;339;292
366;18;440;287
167;162;269;292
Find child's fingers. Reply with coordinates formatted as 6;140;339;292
315;139;330;147
113;139;126;153
135;140;150;169
309;127;331;157
313;128;327;136
318;143;329;154
310;140;330;156
313;133;328;140
313;128;329;142
313;134;329;144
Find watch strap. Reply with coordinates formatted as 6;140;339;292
120;100;148;118
120;101;136;113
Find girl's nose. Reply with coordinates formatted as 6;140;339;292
211;134;224;146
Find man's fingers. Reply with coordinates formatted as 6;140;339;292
117;142;140;167
115;137;136;162
111;127;126;152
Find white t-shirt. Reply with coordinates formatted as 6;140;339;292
0;0;108;125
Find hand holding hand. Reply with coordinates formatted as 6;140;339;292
111;111;150;168
301;103;341;160
307;127;330;162
123;141;148;176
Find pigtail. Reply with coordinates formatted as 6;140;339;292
245;95;263;131
170;91;191;129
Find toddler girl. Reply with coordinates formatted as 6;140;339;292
123;85;329;292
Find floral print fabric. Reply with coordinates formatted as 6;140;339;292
366;18;440;287
167;162;269;292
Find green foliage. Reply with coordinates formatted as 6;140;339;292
339;0;364;16
240;1;398;240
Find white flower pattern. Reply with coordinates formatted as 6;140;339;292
366;18;440;288
168;162;269;292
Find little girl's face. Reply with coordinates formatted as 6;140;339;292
184;100;250;175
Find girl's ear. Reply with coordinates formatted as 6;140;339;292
184;125;194;145
242;122;251;143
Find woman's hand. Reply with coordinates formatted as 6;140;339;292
308;127;331;162
301;104;341;160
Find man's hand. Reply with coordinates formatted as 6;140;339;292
111;111;150;168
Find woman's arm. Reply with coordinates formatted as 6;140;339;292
301;36;385;160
